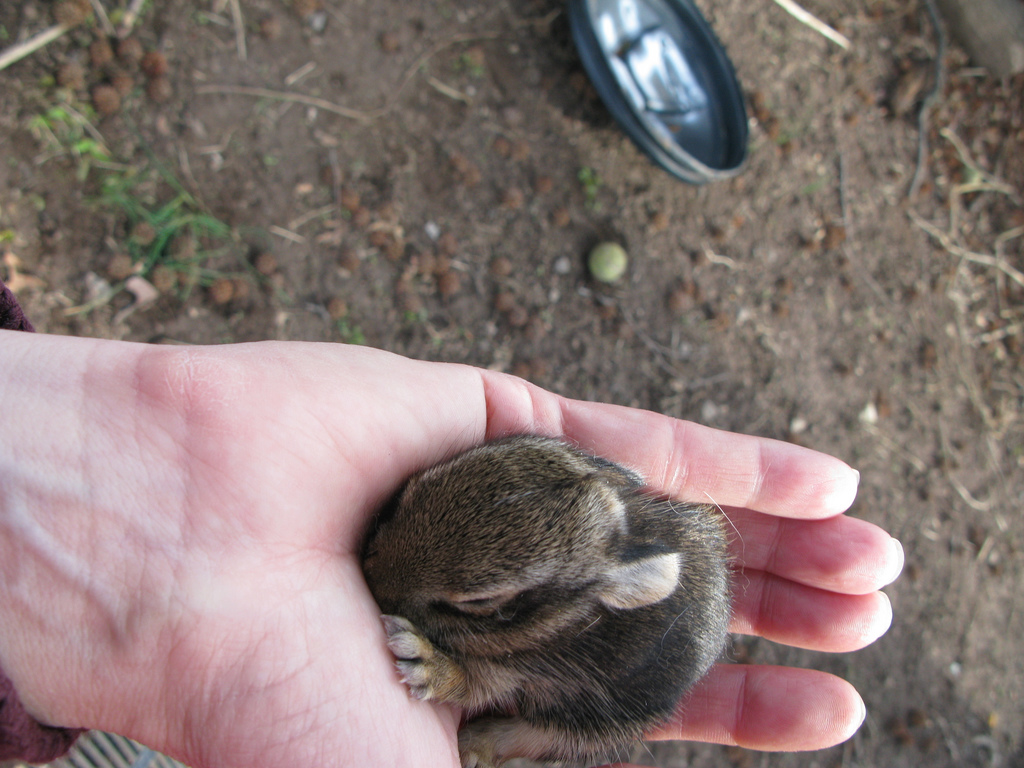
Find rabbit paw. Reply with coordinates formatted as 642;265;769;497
381;615;469;704
458;717;564;768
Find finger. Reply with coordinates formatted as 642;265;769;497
478;372;859;519
646;664;866;751
730;570;893;652
727;508;905;594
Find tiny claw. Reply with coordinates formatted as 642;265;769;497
381;614;415;637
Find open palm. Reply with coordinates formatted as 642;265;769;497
0;337;901;768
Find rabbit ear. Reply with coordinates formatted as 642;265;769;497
597;552;681;610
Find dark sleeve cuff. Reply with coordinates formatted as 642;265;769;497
0;676;84;762
0;279;35;332
0;278;83;761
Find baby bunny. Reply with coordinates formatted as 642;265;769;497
362;436;732;767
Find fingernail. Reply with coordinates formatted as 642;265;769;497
872;591;894;641
824;466;860;514
886;537;905;585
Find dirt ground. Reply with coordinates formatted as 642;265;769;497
1;1;1022;766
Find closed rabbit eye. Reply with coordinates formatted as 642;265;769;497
450;596;509;616
442;587;521;617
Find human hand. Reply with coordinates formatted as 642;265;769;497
0;334;901;768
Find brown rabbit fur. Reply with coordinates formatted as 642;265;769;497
362;436;732;767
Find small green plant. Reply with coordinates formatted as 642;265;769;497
28;105;113;181
578;166;602;210
335;318;366;345
403;309;427;325
455;49;486;79
98;168;246;295
27;83;248;316
800;177;826;196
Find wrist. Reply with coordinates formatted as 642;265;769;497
0;332;171;736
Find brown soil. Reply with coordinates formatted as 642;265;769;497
2;1;1022;767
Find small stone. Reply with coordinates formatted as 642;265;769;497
494;291;517;313
433;255;452;276
54;0;91;27
109;69;135;97
384;236;405;262
666;286;691;315
91;84;122;116
352;206;372;228
588;241;628;283
149;265;177;293
533;175;553;195
368;230;391;250
327;297;348;319
701;400;723;422
462;45;486;71
398;288;423;315
437;232;458;256
107;253;135;281
131;221;157;246
490;257;513;277
140;51;168;78
552;256;572;276
524;316;546;341
438;270;461;298
339;188;361;212
254;252;278;276
510;140;531;161
56;62;86;91
822;223;847;250
338;249;360;273
459;163;481;187
416;251;437;275
146;76;173;103
449;152;471;174
292;0;320;18
506;304;529;327
259;15;282;40
228;279;249;302
501;187;525;210
859;401;879;425
649;211;670;232
552;207;571;227
89;38;114;68
117;37;144;66
208;277;235;304
379;31;400;53
307;10;328;33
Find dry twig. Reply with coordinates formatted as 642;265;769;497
118;0;148;37
425;76;473;104
908;0;947;200
228;0;247;61
770;0;851;49
379;31;502;114
269;225;306;244
0;25;72;72
195;84;374;122
941;127;1020;200
199;30;503;123
88;0;116;37
909;211;1024;289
